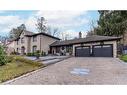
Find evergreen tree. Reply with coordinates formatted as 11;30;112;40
96;11;127;37
0;45;7;66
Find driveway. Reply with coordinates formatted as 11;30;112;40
3;57;127;85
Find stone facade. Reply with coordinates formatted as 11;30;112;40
14;31;59;55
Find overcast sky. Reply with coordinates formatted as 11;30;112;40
0;10;99;39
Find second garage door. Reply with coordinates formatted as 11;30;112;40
93;45;113;57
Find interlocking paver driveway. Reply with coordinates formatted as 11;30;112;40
3;57;127;85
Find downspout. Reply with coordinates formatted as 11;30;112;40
40;34;41;52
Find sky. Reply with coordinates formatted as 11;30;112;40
0;10;99;39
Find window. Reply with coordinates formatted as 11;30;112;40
33;36;37;42
62;46;65;50
33;46;37;53
66;46;72;53
17;48;19;52
21;37;24;43
17;40;19;45
56;47;60;53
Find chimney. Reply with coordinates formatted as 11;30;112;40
79;31;82;38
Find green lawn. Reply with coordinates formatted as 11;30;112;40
0;56;44;83
120;55;127;62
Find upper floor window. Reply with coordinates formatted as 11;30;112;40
21;37;25;43
33;36;37;42
17;40;19;45
17;48;19;52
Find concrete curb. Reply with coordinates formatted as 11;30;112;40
116;58;127;64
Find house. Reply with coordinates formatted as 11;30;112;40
14;30;60;55
50;33;121;58
12;30;121;58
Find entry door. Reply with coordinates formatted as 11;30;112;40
93;45;113;57
75;46;90;57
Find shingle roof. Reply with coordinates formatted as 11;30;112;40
13;30;34;41
24;30;34;35
14;30;60;40
50;35;121;46
25;32;60;40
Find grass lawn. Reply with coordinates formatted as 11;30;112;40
120;55;127;62
0;56;44;83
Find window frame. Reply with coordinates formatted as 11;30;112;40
17;48;19;52
32;45;37;53
17;40;19;45
33;36;37;42
21;37;25;43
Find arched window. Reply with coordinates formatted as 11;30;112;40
32;45;37;53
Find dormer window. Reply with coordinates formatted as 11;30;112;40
21;37;25;43
33;36;37;42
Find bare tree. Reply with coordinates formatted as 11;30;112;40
60;32;65;40
47;26;60;37
86;20;97;37
47;26;52;35
52;28;59;36
36;17;47;33
60;31;71;40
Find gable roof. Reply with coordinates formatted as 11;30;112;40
25;32;60;40
14;30;60;40
50;35;121;46
13;30;34;41
24;30;34;35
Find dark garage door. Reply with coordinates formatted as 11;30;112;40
93;45;113;57
75;46;90;57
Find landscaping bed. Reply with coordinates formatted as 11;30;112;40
120;55;127;62
0;56;44;83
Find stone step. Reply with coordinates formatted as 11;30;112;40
43;59;62;65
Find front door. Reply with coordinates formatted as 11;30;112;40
21;46;25;55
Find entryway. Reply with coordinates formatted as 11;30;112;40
21;46;25;55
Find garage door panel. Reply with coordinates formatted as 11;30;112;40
93;45;113;57
75;46;90;57
93;48;102;57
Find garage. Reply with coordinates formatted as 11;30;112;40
75;46;90;57
50;35;121;58
75;45;113;57
93;44;113;57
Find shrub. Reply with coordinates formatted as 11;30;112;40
41;50;46;56
27;53;36;56
6;55;15;63
10;51;17;55
41;51;44;56
35;50;40;59
32;52;35;56
0;45;7;66
27;53;32;56
43;52;46;56
15;56;42;66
